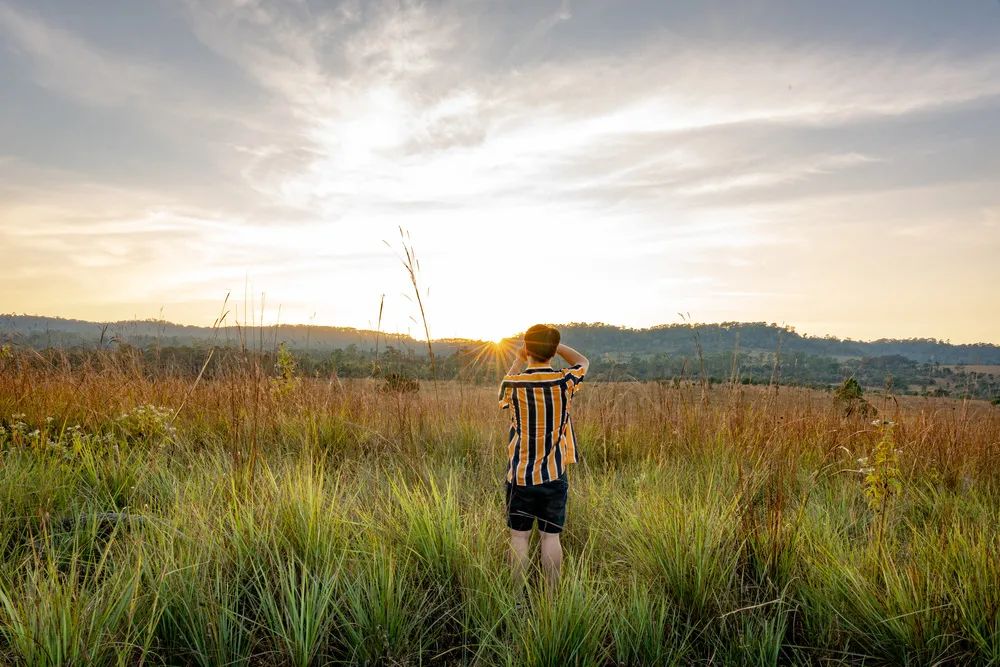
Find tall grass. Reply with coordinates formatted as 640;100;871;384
0;348;998;664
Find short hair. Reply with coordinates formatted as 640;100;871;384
524;324;560;362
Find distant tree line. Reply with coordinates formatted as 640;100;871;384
554;322;1000;365
3;340;997;402
3;317;999;401
4;316;1000;364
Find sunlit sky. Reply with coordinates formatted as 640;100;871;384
2;1;999;343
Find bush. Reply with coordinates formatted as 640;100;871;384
380;373;420;393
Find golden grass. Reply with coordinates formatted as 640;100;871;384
0;347;998;664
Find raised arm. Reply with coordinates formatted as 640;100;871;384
505;343;529;376
556;343;589;373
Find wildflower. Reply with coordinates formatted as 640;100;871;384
863;426;902;513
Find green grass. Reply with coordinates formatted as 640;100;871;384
1;372;998;665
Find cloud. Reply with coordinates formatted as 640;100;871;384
0;2;164;107
0;1;310;219
673;152;883;196
1;0;998;340
11;0;994;224
172;0;1000;225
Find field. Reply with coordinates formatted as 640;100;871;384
0;349;998;666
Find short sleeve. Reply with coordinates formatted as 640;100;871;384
498;381;513;410
563;364;587;394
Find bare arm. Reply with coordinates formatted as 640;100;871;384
556;343;589;372
505;344;529;376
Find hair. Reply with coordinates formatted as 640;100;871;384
524;324;560;362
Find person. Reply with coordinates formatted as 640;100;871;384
497;324;589;592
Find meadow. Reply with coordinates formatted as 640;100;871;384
0;347;998;666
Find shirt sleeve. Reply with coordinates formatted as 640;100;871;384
498;381;512;409
563;364;587;394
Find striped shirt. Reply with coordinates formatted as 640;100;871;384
498;364;587;485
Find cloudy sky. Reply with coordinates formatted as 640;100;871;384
1;1;999;342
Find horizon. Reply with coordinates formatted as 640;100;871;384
2;1;999;344
5;310;999;347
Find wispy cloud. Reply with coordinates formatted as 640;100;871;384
173;2;1000;223
674;152;883;196
1;0;998;341
0;3;162;107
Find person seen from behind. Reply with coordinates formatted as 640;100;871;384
497;324;589;593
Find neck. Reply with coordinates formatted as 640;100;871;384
526;359;552;368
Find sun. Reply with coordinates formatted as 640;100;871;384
460;336;520;376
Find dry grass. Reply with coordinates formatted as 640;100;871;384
0;347;998;665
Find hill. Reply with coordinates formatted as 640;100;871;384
551;322;1000;365
2;314;998;401
0;314;470;355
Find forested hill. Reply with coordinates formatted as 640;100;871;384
551;322;1000;365
0;314;433;354
2;315;999;365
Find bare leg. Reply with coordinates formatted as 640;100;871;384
539;531;562;593
509;529;531;590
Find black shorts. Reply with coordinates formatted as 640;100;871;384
505;472;568;534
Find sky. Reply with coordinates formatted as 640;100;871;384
1;0;999;343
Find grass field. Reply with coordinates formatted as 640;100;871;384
0;349;998;665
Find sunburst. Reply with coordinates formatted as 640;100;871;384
464;337;517;376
